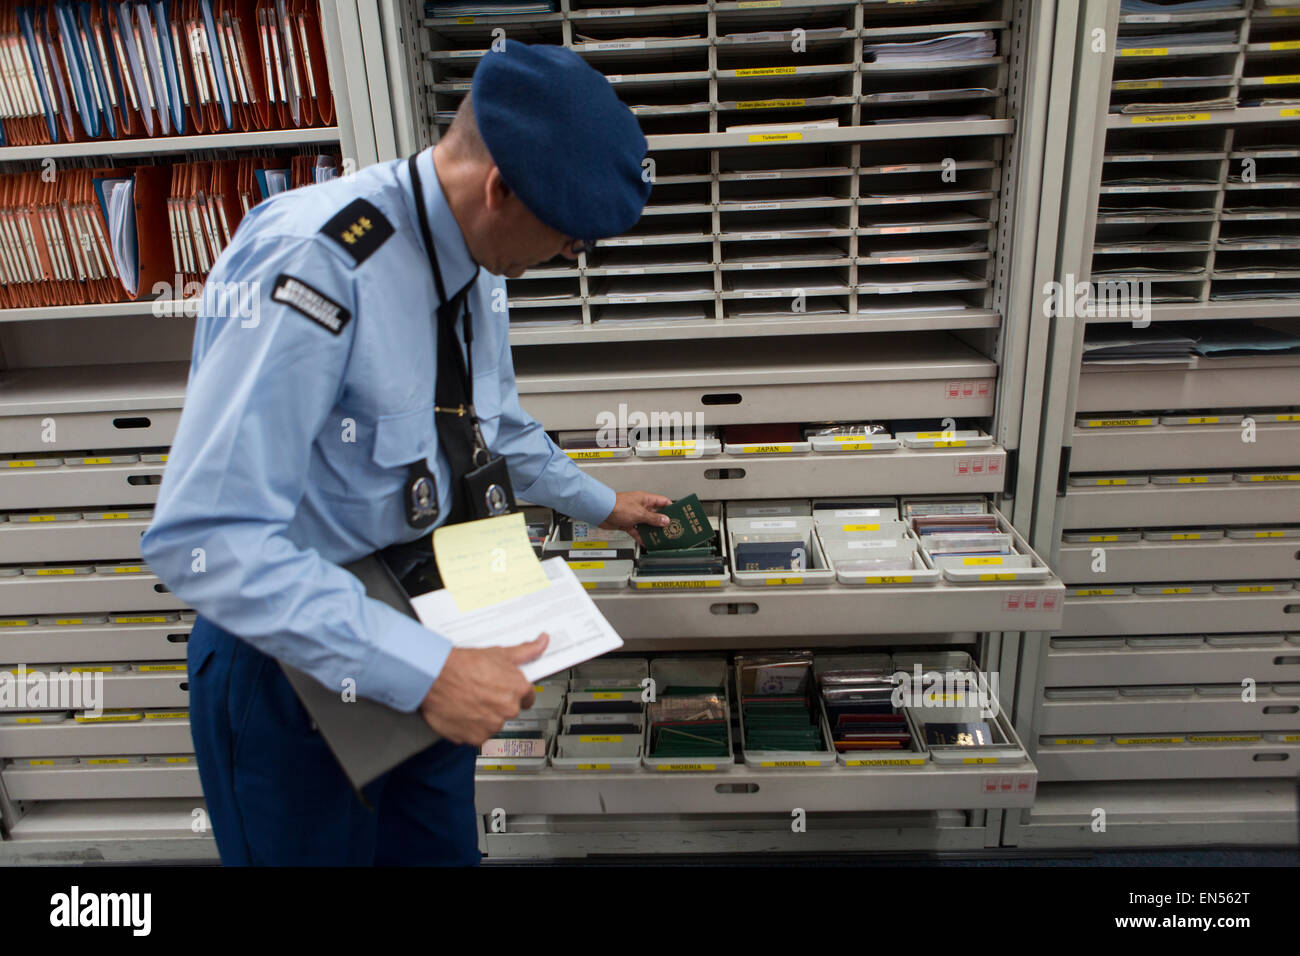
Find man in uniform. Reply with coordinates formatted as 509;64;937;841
141;42;669;866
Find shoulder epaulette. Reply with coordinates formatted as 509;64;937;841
319;198;394;267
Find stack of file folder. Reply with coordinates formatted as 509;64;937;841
0;151;337;308
0;1;335;147
862;31;997;64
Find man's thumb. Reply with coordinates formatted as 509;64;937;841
508;633;549;664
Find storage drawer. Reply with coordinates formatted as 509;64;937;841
1056;537;1300;584
1043;637;1300;686
0;462;165;509
1;762;201;800
0;409;178;453
1076;355;1300;412
569;446;1008;499
513;333;997;429
598;503;1063;636
0;717;192;758
0;572;184;615
1071;421;1300;472
1035;738;1300;782
0;618;190;662
1037;691;1300;735
595;580;1063;638
0;515;150;563
0;363;186;453
1062;482;1298;529
473;759;1036;814
0;670;190;710
1060;591;1298;636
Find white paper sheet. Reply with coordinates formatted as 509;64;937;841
409;558;624;683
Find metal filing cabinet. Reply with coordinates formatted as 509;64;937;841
1009;0;1300;851
385;0;1069;859
0;0;376;864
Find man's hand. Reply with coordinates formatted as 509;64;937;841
600;490;672;546
418;634;549;746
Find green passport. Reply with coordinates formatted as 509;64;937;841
638;494;715;551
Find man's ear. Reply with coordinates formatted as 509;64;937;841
483;165;512;211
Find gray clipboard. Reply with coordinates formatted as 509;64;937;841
279;553;442;795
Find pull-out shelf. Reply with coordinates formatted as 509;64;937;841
1057;536;1300;583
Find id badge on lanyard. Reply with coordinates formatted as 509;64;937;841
408;154;516;526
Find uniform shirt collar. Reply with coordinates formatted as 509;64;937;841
406;147;479;299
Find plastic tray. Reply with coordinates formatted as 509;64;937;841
1212;581;1293;594
1150;473;1233;485
563;446;633;460
634;438;722;459
1068;475;1149;487
728;516;835;588
1141;529;1225;541
630;502;729;590
897;429;994;449
643;657;735;772
723;440;812;455
1062;531;1142;543
810;434;899;452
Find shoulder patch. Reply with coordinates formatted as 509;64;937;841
272;274;353;336
319;198;394;267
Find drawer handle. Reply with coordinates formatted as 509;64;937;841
703;468;746;480
126;474;162;486
700;393;741;406
178;681;189;692
112;416;152;429
1286;605;1300;614
153;583;170;593
1252;753;1289;762
166;633;189;644
1275;656;1300;666
710;603;758;616
1262;705;1298;714
714;782;758;794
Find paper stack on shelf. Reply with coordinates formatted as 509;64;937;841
863;31;997;63
1081;327;1198;363
425;1;554;15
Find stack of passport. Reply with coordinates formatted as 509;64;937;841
817;666;913;752
635;494;726;577
737;653;826;754
743;696;824;752
647;692;729;758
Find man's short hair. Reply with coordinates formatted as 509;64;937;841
445;94;491;161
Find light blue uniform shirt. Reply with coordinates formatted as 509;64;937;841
140;149;616;713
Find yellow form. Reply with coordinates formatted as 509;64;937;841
432;512;551;612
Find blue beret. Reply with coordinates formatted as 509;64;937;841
472;42;650;240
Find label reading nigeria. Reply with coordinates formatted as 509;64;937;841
272;274;353;336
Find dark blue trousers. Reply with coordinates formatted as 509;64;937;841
187;616;481;866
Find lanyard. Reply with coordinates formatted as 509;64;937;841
408;154;479;402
